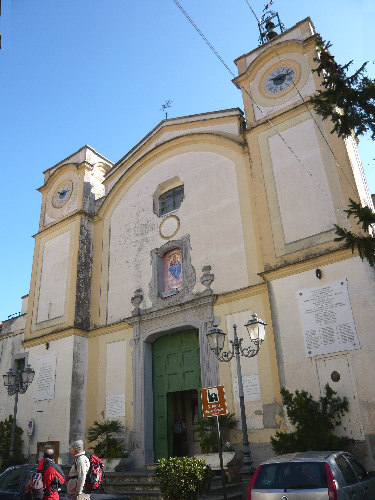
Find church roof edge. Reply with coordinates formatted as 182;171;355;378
106;107;244;181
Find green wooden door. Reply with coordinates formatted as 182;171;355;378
152;330;201;460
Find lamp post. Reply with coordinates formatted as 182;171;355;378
3;364;35;456
206;314;266;471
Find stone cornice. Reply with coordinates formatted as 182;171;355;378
23;327;89;347
127;291;217;325
88;321;133;338
0;330;24;341
33;210;94;238
215;283;267;305
259;248;358;282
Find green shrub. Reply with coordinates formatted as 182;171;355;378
197;412;237;453
0;455;27;473
87;419;127;459
271;384;353;454
155;456;213;500
0;416;25;472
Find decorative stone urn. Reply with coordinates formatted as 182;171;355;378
102;457;132;472
194;451;235;469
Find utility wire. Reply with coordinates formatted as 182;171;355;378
172;0;338;206
172;0;236;78
244;0;261;24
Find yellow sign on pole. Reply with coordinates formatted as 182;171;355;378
201;385;228;418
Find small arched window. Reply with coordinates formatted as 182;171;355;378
158;185;184;216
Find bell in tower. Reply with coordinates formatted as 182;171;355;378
258;11;285;44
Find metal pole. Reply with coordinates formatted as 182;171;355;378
233;325;253;470
9;390;19;457
215;415;228;500
28;435;31;463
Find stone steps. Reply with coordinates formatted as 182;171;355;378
103;471;162;499
102;470;244;500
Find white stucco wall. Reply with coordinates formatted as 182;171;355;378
0;334;24;422
105;340;126;421
226;311;263;431
21;295;29;315
28;339;74;460
0;335;78;463
105;150;250;323
37;231;71;323
268;119;336;244
269;256;375;440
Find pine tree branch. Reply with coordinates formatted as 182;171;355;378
344;198;375;231
334;225;375;266
311;36;375;139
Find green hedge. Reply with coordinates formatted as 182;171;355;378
155;456;213;500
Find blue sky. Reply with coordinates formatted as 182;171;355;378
1;0;374;320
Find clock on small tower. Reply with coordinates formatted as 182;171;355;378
52;181;73;208
42;171;79;227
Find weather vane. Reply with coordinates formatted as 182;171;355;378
161;99;173;119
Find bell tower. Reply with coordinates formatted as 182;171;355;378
232;16;363;270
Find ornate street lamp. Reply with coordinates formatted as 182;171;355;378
206;314;266;470
3;364;35;456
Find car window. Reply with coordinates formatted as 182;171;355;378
345;455;368;481
254;462;327;489
335;455;358;485
254;463;281;488
0;467;26;492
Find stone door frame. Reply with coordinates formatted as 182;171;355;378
128;292;218;468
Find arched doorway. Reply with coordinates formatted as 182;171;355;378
152;329;201;460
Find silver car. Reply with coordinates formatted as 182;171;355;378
247;451;375;499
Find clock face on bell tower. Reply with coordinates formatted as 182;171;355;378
264;66;295;94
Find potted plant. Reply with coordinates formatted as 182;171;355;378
87;419;129;471
195;412;237;470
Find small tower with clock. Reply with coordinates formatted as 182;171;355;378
24;145;112;340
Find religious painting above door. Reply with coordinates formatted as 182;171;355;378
162;248;183;298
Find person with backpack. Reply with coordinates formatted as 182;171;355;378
67;440;91;500
37;447;65;500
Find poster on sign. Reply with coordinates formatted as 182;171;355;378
201;385;228;418
27;419;34;436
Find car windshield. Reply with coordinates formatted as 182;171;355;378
254;461;327;490
0;467;28;492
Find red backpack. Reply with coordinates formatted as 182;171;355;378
84;454;104;491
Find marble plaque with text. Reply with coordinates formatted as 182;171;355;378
233;374;261;401
298;279;359;357
105;393;125;418
34;353;57;401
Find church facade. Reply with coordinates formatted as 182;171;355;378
1;17;375;468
